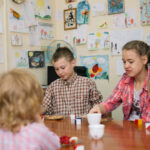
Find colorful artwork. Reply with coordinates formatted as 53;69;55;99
80;55;109;80
77;0;90;24
108;0;124;14
28;51;45;68
33;0;51;19
140;0;150;25
88;32;110;50
66;0;76;3
41;45;52;63
13;50;29;68
38;22;54;40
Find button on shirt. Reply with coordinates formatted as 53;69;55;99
43;74;102;117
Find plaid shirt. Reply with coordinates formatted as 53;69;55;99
0;123;60;150
102;69;150;122
43;73;102;117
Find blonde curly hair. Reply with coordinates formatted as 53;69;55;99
0;69;43;133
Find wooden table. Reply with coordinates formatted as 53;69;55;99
44;117;150;150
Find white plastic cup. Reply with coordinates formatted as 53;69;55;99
89;124;105;140
87;113;101;125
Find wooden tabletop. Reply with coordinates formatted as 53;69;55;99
44;117;150;150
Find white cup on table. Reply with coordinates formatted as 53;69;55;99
87;113;102;125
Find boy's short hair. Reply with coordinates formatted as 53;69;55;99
0;69;43;133
52;47;74;63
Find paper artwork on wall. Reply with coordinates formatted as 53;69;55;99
77;0;90;24
38;22;54;40
146;31;150;45
88;32;110;50
0;44;4;63
22;0;37;27
91;2;107;16
108;0;124;14
98;21;108;29
117;57;125;75
66;0;77;3
9;12;29;33
55;10;63;21
29;25;40;46
140;0;150;26
110;28;143;55
113;8;136;28
33;0;51;19
80;55;109;80
64;34;71;43
73;24;87;45
28;51;45;68
13;50;29;68
0;15;2;33
11;34;23;46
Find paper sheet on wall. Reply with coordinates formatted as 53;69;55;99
110;28;143;55
22;0;37;27
0;15;2;33
55;10;63;21
117;57;125;75
0;44;4;63
73;25;87;45
12;50;29;68
29;25;40;46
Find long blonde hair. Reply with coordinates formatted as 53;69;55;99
0;69;43;133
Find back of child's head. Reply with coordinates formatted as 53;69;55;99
0;69;43;133
52;47;74;63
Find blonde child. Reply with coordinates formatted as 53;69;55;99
0;69;60;150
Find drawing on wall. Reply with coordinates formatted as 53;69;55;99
64;8;77;30
80;55;109;80
77;0;90;24
88;32;110;50
140;0;150;26
98;21;108;29
73;24;87;45
146;31;150;45
13;50;29;68
11;34;23;46
91;2;107;16
9;12;29;33
38;22;54;40
0;44;4;63
108;0;124;14
33;0;51;19
28;51;45;68
44;51;52;63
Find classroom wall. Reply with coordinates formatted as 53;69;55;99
0;0;150;120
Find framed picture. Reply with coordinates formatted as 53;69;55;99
108;0;124;14
66;0;76;3
64;8;77;30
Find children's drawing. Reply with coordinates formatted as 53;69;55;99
113;8;136;28
91;2;107;16
108;0;124;14
38;22;54;40
77;0;90;24
11;34;23;46
80;55;109;80
146;32;150;45
13;50;29;68
98;22;108;29
73;24;87;45
33;0;51;19
28;51;45;68
88;32;110;50
9;12;29;33
140;0;150;26
66;0;76;3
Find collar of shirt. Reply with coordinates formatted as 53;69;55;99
62;73;78;86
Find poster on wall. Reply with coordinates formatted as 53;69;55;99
28;51;45;68
80;55;109;80
33;0;51;19
140;0;150;26
108;0;124;14
11;34;23;46
38;22;54;40
88;32;110;50
13;50;29;68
